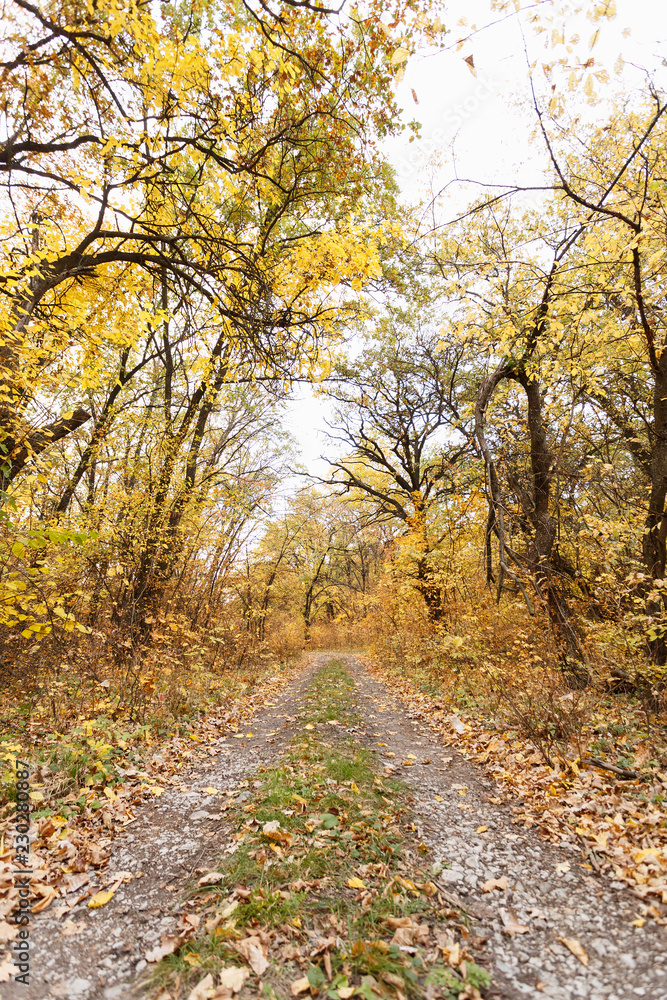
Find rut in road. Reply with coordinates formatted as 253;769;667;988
5;652;666;1000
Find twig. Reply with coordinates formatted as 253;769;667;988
583;756;639;780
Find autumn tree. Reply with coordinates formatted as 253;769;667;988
0;0;440;494
321;320;478;621
532;89;667;661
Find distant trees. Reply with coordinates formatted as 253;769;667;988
321;321;478;621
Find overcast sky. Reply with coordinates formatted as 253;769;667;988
282;0;667;488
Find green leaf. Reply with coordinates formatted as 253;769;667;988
307;966;326;991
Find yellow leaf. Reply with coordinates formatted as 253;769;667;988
204;787;219;796
390;47;409;66
557;936;588;967
476;825;488;834
88;889;115;909
350;781;360;794
435;795;444;802
347;877;366;890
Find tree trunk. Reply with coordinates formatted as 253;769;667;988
643;366;667;663
520;373;589;685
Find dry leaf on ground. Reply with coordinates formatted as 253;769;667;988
481;876;508;892
557;936;589;966
232;935;269;975
198;872;224;886
291;976;310;995
218;967;250;993
187;973;214;1000
0;920;18;943
499;908;530;936
88;887;115;909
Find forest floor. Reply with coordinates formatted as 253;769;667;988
2;653;666;1000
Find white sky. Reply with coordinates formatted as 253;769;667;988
283;0;667;484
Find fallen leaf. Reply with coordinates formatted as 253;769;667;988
304;723;315;730
232;935;269;975
146;934;187;962
204;787;219;796
0;920;18;942
555;861;571;875
347;877;366;890
291;977;310;995
434;795;444;802
62;919;86;937
0;957;15;982
187;973;214;1000
31;885;58;912
445;941;460;966
88;879;121;909
198;872;224;886
632;918;646;928
499;908;530;936
481;876;508;893
337;989;355;999
446;714;465;735
557;936;588;967
386;916;412;929
476;826;488;834
218;967;250;993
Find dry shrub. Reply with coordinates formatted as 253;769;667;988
350;572;666;765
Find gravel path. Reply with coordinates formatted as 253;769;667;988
342;654;667;1000
5;653;666;1000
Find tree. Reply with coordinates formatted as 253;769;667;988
0;0;439;491
322;320;477;621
